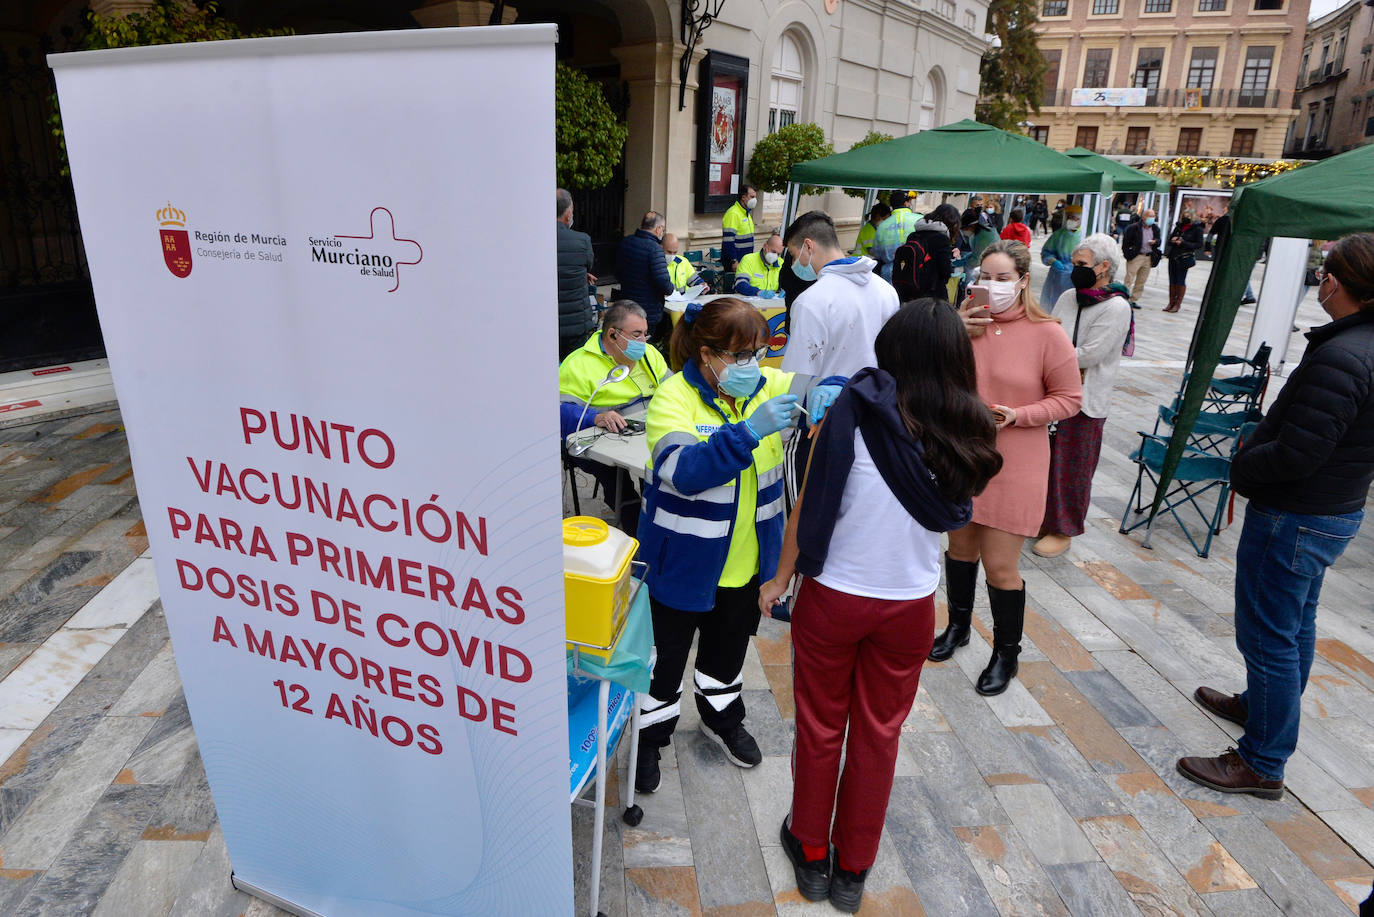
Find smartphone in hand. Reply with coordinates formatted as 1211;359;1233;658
967;284;991;309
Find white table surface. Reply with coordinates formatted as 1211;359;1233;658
565;407;650;483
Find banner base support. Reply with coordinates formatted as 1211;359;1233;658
231;872;326;917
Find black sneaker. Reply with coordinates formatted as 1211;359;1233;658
634;745;661;794
699;721;762;768
779;818;830;902
829;862;869;914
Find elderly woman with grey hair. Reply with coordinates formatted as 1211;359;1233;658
1033;232;1133;558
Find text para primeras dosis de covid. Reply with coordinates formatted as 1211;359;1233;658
171;406;532;758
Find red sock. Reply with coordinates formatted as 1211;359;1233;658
801;841;828;862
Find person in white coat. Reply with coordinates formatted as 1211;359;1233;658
1034;232;1133;557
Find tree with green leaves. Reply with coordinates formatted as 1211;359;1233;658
555;63;629;190
975;0;1047;132
842;130;894;198
51;1;290;174
747;123;834;196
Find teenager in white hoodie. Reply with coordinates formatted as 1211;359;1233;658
781;211;901;380
780;211;902;506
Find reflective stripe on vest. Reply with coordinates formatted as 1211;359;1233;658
652;507;733;539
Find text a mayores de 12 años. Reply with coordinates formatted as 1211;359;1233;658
193;229;286;263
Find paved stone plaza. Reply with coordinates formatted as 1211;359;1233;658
0;242;1371;916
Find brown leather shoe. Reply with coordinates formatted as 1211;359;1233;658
1195;686;1247;727
1176;748;1284;800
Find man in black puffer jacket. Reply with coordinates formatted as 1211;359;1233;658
616;211;675;345
1179;232;1374;802
556;189;596;360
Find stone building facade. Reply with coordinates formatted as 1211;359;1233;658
1030;0;1310;159
1285;0;1374;157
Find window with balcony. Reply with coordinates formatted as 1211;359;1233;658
1239;46;1274;108
1230;128;1256;155
1043;0;1069;14
1300;47;1311;80
1092;0;1120;13
1198;0;1226;10
1133;47;1164;105
1125;126;1151;153
1031;126;1051;144
1177;127;1202;153
1076;125;1100;150
1144;0;1172;11
1083;49;1113;88
1187;47;1218;105
768;31;805;134
1043;49;1062;106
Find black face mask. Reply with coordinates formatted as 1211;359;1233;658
1070;264;1099;291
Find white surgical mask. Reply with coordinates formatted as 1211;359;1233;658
763;250;779;265
985;279;1022;313
745;198;757;210
1066;219;1081;230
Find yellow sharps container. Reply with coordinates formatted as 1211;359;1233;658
563;516;638;661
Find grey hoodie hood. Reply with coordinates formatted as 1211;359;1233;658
911;219;949;235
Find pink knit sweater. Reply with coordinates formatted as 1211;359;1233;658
970;304;1083;536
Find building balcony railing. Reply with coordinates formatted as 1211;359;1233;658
1301;61;1347;89
1041;88;1289;110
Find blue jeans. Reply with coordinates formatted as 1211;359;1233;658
1234;502;1363;779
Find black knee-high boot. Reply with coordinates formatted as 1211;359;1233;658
930;553;979;662
976;583;1025;696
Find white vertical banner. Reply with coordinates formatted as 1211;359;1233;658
51;26;572;917
1250;236;1308;370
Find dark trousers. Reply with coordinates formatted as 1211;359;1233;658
790;578;935;870
1042;411;1107;537
649;311;673;350
639;578;761;748
569;455;640;536
1167;258;1192;287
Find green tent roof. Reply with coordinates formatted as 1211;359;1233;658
1063;147;1170;193
788;119;1112;195
1155;145;1374;524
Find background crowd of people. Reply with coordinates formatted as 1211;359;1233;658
553;184;1374;914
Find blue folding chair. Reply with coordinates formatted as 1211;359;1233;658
1119;421;1259;558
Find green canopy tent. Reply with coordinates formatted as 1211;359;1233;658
1146;142;1374;544
1062;147;1171;234
782;119;1114;229
1062;147;1171;193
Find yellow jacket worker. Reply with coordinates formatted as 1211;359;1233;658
663;232;703;292
560;300;671;534
633;297;844;794
721;185;757;270
733;231;784;297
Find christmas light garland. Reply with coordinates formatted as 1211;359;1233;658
1142;156;1305;188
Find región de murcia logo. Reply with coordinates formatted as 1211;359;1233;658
158;203;192;278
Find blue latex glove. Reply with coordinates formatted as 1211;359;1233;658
807;384;843;424
1053;259;1071;272
758;289;777;299
744;394;800;439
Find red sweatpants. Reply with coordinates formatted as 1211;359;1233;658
789;577;935;870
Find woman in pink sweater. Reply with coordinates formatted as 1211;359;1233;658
930;240;1082;695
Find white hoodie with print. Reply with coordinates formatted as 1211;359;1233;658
781;256;901;379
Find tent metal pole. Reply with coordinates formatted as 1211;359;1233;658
783;182;801;234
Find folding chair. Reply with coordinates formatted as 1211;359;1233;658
1150;403;1262;457
684;250;704;264
1206;344;1271;412
1119;421;1258;558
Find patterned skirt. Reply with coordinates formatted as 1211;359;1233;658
1041;411;1107;537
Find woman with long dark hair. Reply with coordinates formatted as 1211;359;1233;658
937;241;1082;696
759;300;1001;913
634;298;842;794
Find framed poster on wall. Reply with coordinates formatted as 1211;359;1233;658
694;51;750;213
